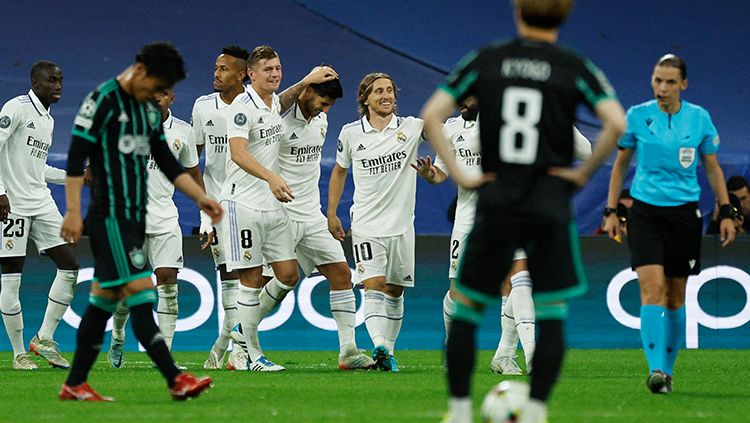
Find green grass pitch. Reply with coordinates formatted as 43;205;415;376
1;349;747;422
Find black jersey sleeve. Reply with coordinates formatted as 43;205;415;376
150;126;185;182
71;89;114;144
574;59;617;110
66;136;95;177
439;48;483;104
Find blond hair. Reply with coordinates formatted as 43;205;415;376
357;72;398;117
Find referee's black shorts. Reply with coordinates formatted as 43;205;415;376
626;199;703;277
87;213;151;288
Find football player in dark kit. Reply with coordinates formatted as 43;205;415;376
421;1;626;422
59;42;223;402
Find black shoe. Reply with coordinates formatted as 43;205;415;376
646;370;668;394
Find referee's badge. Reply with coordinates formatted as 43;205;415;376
679;147;696;169
5;240;13;251
129;247;146;270
396;131;407;143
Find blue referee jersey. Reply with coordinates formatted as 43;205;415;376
619;99;719;206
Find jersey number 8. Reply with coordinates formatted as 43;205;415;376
499;87;542;164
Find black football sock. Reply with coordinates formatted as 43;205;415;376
446;319;477;397
66;305;111;386
129;303;181;387
530;319;565;401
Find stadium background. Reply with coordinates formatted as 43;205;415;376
1;0;749;351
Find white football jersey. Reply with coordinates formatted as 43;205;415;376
145;113;198;234
190;92;232;200
278;102;328;222
0;90;60;216
434;116;481;233
336;115;423;237
222;86;284;211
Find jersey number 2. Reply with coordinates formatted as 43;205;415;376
499;87;542;164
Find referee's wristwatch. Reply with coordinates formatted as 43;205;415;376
602;207;618;218
719;204;739;220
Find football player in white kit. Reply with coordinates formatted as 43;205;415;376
328;73;423;371
0;61;79;370
190;45;251;370
253;77;375;369
107;88;203;369
222;45;338;371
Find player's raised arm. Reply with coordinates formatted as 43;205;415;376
278;66;339;114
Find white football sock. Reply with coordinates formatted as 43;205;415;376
443;290;455;339
214;279;239;352
37;269;77;340
384;293;404;354
330;289;357;353
364;290;388;348
156;284;178;350
259;277;294;317
449;397;472;423
237;284;263;361
519;398;547;423
1;273;25;356
494;289;519;359
511;271;536;370
111;299;130;341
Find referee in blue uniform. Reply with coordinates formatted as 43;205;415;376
604;54;735;394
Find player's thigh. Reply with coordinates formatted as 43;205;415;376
351;232;387;284
29;209;67;254
0;213;30;259
662;205;703;278
525;221;585;301
261;210;296;264
88;215;151;288
144;225;184;271
383;228;415;288
222;201;265;271
295;219;347;276
208;214;228;268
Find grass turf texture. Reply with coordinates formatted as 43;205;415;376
0;349;747;422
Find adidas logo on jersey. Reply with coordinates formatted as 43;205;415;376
456;135;465;142
206;120;214;126
118;112;129;123
26;122;35;129
257;117;264;124
357;144;367;151
177;256;183;263
290;133;298;140
402;275;413;282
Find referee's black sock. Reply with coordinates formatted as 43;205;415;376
446;319;477;398
130;303;181;387
530;319;565;402
66;305;111;386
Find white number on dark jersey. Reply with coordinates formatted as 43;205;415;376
499;87;542;164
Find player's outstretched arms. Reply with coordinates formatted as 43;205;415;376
327;164;348;241
411;155;448;184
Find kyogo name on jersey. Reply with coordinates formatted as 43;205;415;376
27;135;51;159
290;144;323;163
360;150;407;175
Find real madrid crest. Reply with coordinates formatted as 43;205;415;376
357;263;365;275
451;260;457;271
212;247;220;258
173;138;182;151
320;127;326;139
243;250;252;261
396;131;406;143
5;240;14;251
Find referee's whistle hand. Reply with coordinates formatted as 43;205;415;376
60;211;83;244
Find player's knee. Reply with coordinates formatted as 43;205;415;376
384;284;404;297
326;265;352;290
276;268;299;286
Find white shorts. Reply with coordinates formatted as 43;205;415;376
208;216;228;267
291;217;347;276
352;227;415;287
143;225;183;270
222;200;296;271
0;210;66;258
449;229;526;279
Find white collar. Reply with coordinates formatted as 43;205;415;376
361;114;397;133
27;89;50;117
246;85;275;111
163;110;173;129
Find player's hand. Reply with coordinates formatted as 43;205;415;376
410;155;437;181
83;166;92;186
548;166;589;188
60;211;84;244
454;172;496;190
199;197;223;224
268;174;294;203
602;214;622;243
302;66;339;86
719;217;737;248
328;215;345;241
198;210;214;249
0;194;9;221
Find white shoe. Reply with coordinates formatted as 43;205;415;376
490;355;523;375
229;324;249;355
108;338;125;369
338;350;376;370
13;352;38;370
29;335;70;369
203;347;225;369
226;347;250;371
248;355;285;372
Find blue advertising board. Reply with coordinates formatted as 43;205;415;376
3;236;749;352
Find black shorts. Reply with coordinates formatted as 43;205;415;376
626;200;702;277
87;214;151;288
455;204;586;306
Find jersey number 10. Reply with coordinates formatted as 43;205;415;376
499;87;542;165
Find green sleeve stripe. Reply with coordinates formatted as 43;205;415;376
576;77;615;108
441;70;478;101
71;129;97;143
